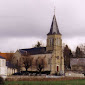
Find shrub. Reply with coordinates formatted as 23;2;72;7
0;76;5;85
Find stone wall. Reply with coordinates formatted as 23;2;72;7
65;71;84;77
71;65;85;72
21;53;52;71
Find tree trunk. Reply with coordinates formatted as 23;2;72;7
26;68;28;72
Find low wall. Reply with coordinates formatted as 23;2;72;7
65;72;84;77
6;75;85;81
7;75;46;79
71;65;85;72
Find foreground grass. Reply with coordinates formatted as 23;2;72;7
5;79;85;85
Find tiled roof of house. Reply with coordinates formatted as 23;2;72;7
0;53;14;61
70;58;85;66
0;56;5;59
47;15;61;35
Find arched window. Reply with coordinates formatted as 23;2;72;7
58;38;60;46
49;38;54;46
52;38;54;46
56;56;59;59
56;38;58;45
56;38;61;46
48;58;51;64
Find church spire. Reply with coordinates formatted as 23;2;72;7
47;14;61;35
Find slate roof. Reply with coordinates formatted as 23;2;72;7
47;15;61;35
19;47;47;55
0;56;5;59
70;58;85;66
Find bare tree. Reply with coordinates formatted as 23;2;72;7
6;51;14;62
35;57;47;74
11;51;23;72
14;59;22;72
75;46;83;58
79;44;85;56
23;54;33;72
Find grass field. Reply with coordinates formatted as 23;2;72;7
5;79;85;85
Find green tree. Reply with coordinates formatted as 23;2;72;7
34;41;42;48
0;76;4;85
75;46;83;58
63;45;73;69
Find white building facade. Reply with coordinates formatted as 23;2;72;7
0;56;7;78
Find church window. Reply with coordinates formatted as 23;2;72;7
56;38;58;45
17;60;18;65
52;38;54;46
58;38;60;46
49;39;50;46
49;38;54;46
48;58;51;64
50;38;52;46
56;56;59;59
61;57;63;59
56;38;61;46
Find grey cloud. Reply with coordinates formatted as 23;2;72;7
0;0;85;39
0;0;85;52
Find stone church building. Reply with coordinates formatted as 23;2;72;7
14;14;64;75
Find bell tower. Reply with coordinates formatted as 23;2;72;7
46;14;64;74
46;14;61;52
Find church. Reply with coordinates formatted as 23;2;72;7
14;14;64;75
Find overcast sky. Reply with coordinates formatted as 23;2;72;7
0;0;85;52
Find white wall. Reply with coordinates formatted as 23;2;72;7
7;68;17;75
0;58;7;76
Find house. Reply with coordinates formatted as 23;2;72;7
0;53;17;76
70;58;85;73
0;53;14;61
6;61;17;75
0;56;7;77
14;14;64;75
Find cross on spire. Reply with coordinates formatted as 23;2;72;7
54;6;55;15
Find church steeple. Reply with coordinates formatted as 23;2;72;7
46;14;62;52
46;14;64;75
47;15;61;35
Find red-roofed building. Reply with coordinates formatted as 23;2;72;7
0;53;14;61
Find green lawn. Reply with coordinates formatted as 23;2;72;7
5;79;85;85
